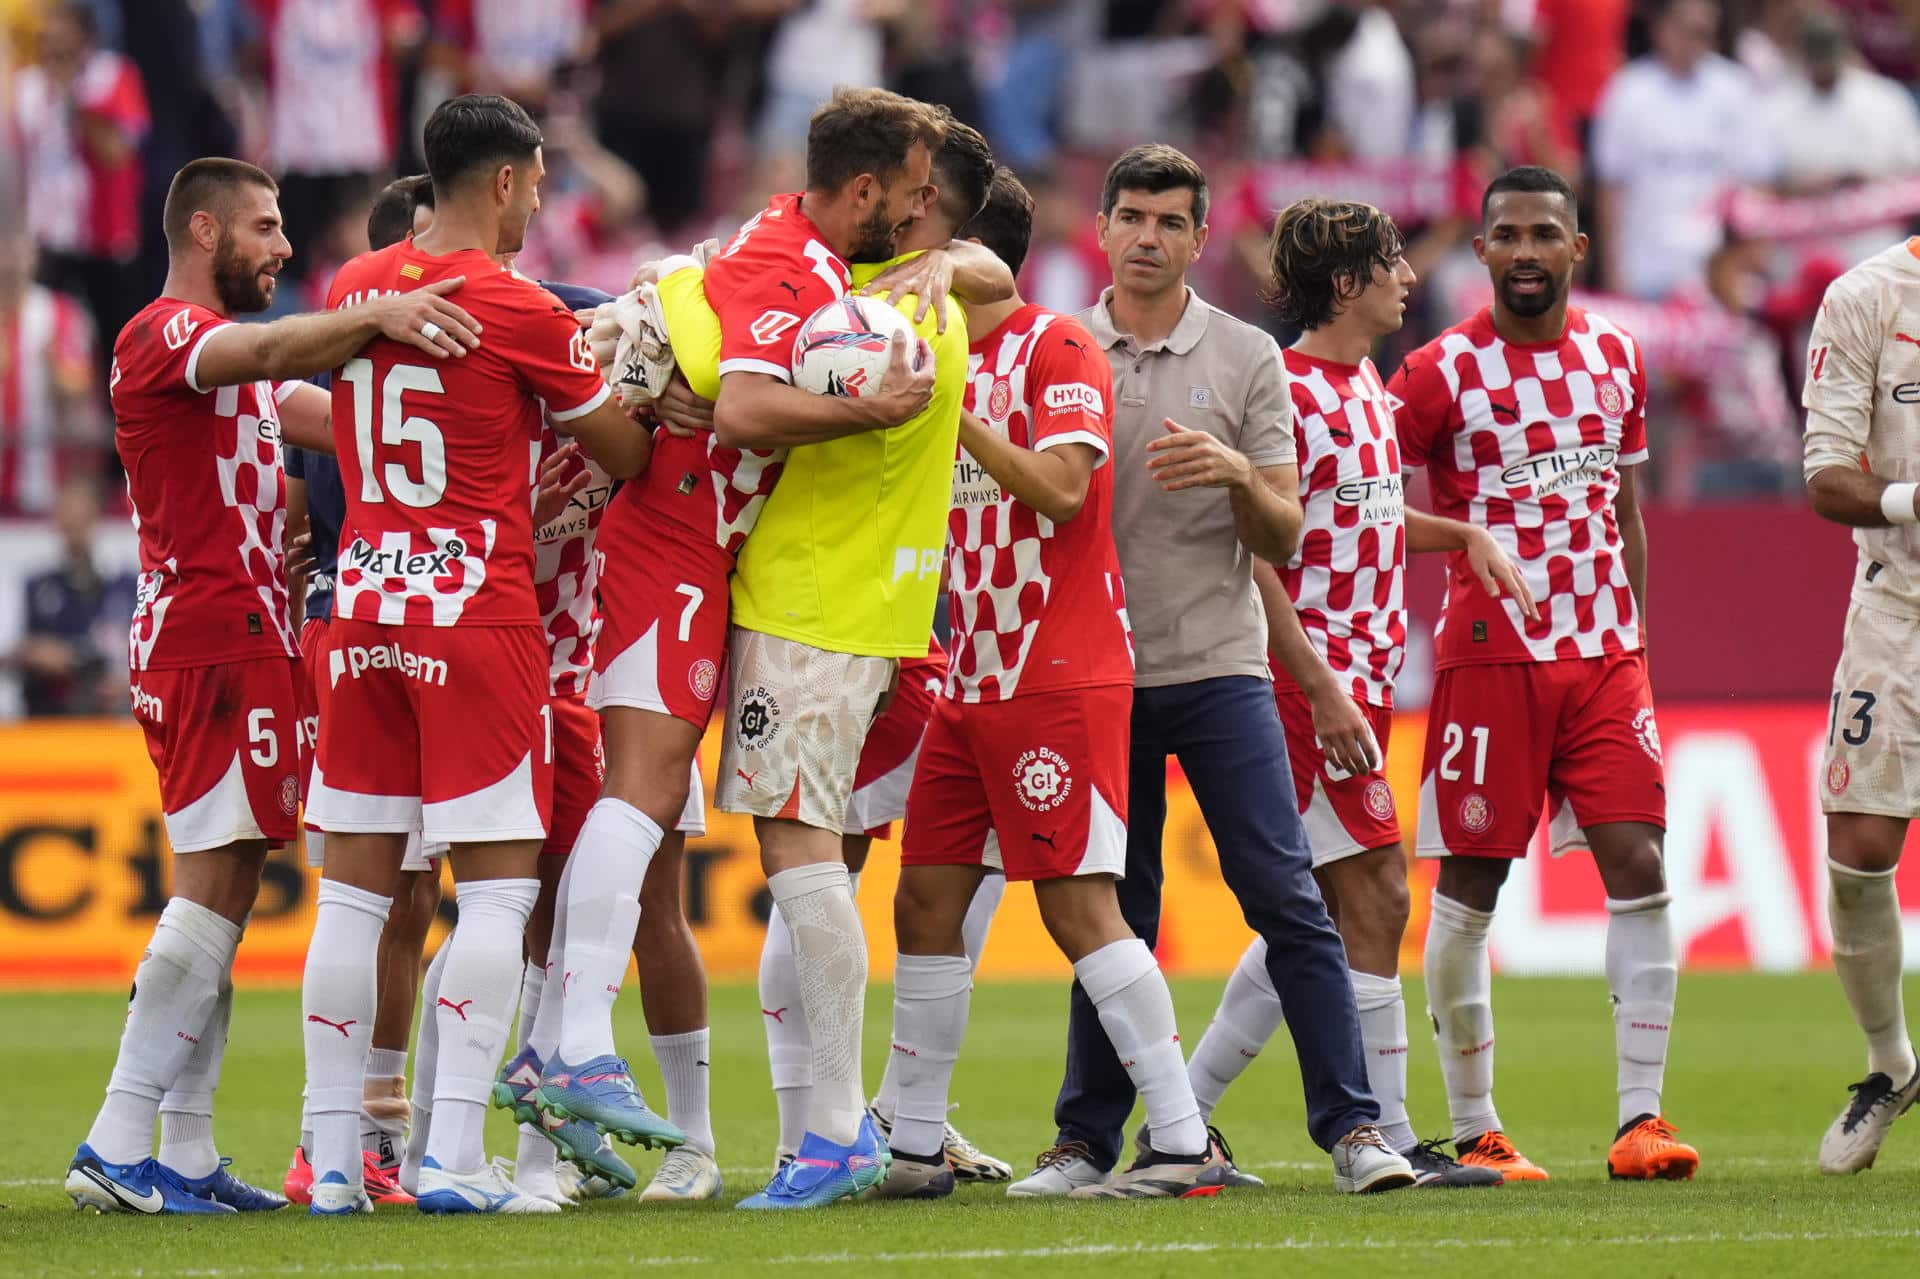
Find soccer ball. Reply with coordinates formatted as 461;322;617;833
790;296;927;398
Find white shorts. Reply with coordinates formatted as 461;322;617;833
1823;601;1920;819
304;828;442;872
715;628;893;832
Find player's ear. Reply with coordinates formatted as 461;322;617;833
189;209;220;255
1571;231;1590;265
1472;233;1488;265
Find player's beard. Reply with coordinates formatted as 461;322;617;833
1498;268;1561;319
211;231;276;314
849;203;898;264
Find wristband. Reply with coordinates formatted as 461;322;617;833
1881;482;1919;525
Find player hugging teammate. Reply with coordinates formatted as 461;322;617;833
75;64;1723;1219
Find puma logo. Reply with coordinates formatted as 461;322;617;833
1326;425;1353;445
306;1014;357;1038
1488;398;1520;421
1062;337;1088;351
763;1006;789;1022
1896;332;1920;351
1030;831;1058;850
735;767;760;789
775;280;803;301
437;997;475;1021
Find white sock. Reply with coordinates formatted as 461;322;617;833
557;799;662;1064
1425;892;1500;1145
759;898;813;1154
1606;892;1677;1127
887;953;973;1159
302;881;390;1185
427;878;538;1174
1828;859;1918;1082
1351;969;1413;1152
1186;937;1285;1123
875;874;1006;1124
515;961;545;1054
85;898;240;1165
1076;938;1206;1158
157;974;233;1177
652;1029;715;1156
401;936;449;1194
769;862;868;1145
526;851;567;1065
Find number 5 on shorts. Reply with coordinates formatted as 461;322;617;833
1438;721;1489;785
674;584;704;642
248;708;279;768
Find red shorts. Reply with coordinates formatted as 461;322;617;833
1415;652;1666;859
297;617;327;801
131;655;302;852
307;620;552;845
589;499;732;729
544;691;605;856
902;685;1130;882
843;656;944;838
1274;686;1400;865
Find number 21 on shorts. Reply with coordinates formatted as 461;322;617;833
1438;721;1490;784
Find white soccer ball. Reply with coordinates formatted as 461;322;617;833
790;296;927;398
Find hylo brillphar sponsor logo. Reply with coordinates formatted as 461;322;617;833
1014;747;1073;812
1042;381;1105;416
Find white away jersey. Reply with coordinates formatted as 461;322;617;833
1279;351;1406;706
1390;305;1648;668
1803;238;1920;621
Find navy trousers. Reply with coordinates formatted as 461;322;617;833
1051;675;1378;1164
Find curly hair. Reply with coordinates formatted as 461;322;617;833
1263;198;1405;331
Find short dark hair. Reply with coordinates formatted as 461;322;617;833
423;94;543;193
1264;198;1406;330
367;174;435;250
930;116;996;234
162;158;278;250
1101;143;1209;227
805;87;948;194
1481;165;1579;228
959;167;1035;278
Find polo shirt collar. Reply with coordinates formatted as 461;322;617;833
1088;285;1210;356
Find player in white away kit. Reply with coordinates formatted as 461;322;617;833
68;157;481;1215
872;168;1228;1201
1803;237;1920;1173
1181;199;1527;1188
1388;167;1697;1182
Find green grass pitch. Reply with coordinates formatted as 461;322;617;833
5;973;1918;1276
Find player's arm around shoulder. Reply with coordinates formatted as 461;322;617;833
193;274;481;389
1803;274;1914;527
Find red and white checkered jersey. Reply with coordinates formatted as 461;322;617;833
111;299;298;672
1277;351;1406;707
627;194;847;556
948;304;1132;702
1390;305;1648;668
326;244;611;627
534;425;612;695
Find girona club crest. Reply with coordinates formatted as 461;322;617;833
1458;792;1494;835
1597;380;1626;420
987;378;1012;421
278;775;300;817
1827;759;1851;796
688;658;718;703
1363;778;1395;821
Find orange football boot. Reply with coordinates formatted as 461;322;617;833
1607;1115;1699;1181
283;1146;417;1206
1456;1130;1550;1181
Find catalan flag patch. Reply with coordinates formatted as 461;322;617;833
400;263;424;281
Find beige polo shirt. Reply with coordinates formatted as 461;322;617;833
1079;286;1295;689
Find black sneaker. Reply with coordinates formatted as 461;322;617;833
1406;1137;1505;1187
1206;1125;1266;1188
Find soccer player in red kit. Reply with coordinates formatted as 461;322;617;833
873;169;1226;1201
1177;199;1525;1188
1388;166;1698;1182
299;95;649;1217
67;156;481;1216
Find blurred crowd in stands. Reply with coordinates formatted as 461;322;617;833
0;0;1915;713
